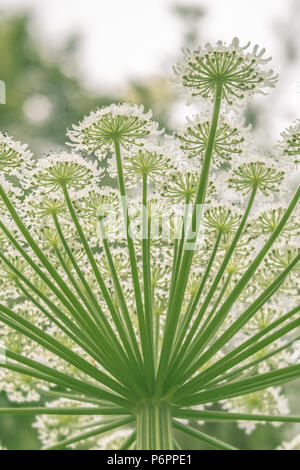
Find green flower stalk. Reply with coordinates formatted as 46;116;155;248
0;39;299;451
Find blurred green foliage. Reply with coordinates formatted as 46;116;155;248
0;13;116;154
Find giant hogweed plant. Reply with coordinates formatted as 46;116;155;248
0;38;300;451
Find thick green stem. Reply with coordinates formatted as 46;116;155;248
113;139;154;391
171;230;222;364
136;401;173;450
142;173;154;370
155;81;223;397
168;195;190;307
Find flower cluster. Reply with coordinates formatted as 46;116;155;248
174;38;278;104
0;38;299;451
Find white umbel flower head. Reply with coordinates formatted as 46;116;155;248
228;153;285;195
175;114;249;167
23;151;104;192
0;131;33;175
67;103;162;156
174;38;278;104
122;142;175;184
278;120;300;164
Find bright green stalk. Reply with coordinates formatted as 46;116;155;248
142;172;154;373
0;251;109;363
207;334;300;388
120;431;136;450
53;212;132;354
98;216;145;375
62;184;140;364
0;304;134;399
168;194;191;306
113;138;154;391
170;230;222;366
136;401;173;450
0;407;131;416
186;251;300;382
1;357;129;407
172;420;237;450
200;272;233;330
177;314;300;396
154;312;160;370
155;81;223;397
36;388;119;406
0;186;104;328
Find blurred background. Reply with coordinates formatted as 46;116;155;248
0;0;299;449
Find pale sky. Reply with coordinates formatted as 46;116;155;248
0;0;295;88
0;0;299;136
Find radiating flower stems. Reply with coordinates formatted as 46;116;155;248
14;279;118;372
168;194;191;306
113;138;154;392
206;334;300;388
0;249;110;364
142;172;154;377
171;230;222;363
173;408;300;424
200;271;233;330
0;188;145;396
0;304;134;401
0;223;141;397
1;355;130;408
175;364;300;407
178;184;257;354
97;216;145;375
215;305;300;367
61;189;148;395
184;186;300;368
179;308;300;397
52;212;137;361
172;420;237;450
62;185;138;359
169;249;300;393
166;183;296;388
0;407;131;416
0;186;123;357
155;81;223;398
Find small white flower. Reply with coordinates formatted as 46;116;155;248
67;103;162;156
